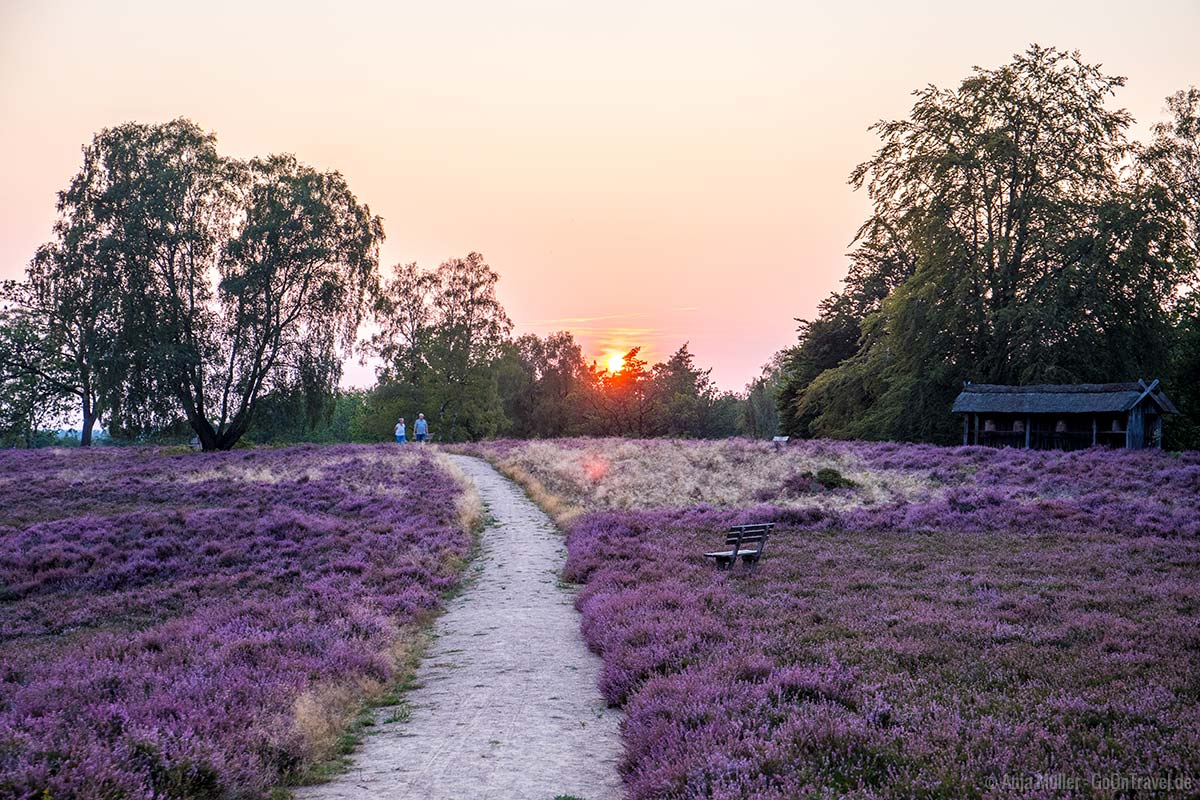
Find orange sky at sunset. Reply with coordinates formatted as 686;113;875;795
2;0;1198;388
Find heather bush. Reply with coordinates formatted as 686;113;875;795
813;467;855;489
566;507;1200;798
0;445;473;800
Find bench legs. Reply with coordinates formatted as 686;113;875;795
711;554;759;571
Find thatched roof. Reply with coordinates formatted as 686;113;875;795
952;381;1179;415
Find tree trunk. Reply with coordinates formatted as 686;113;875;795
197;428;220;451
182;395;255;451
80;395;95;447
187;414;220;451
214;424;248;451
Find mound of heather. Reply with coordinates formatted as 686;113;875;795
474;438;1200;798
0;445;472;799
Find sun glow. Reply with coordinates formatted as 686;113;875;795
605;352;625;373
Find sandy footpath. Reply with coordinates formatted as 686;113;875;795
297;454;623;800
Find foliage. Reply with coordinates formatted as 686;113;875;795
243;388;371;445
741;353;785;439
1166;293;1200;450
365;254;512;442
1145;87;1200;261
587;348;656;436
813;466;855;489
1147;87;1200;450
497;331;596;438
365;263;746;442
778;48;1200;443
8;119;382;450
651;344;741;438
777;297;887;439
0;300;73;446
0;445;470;798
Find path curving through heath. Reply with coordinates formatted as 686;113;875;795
298;454;623;800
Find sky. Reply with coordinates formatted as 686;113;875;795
2;0;1198;390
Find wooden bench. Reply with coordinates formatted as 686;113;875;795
772;435;789;451
704;523;774;570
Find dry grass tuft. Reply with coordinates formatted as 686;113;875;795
291;677;384;763
179;450;424;488
434;452;485;535
291;626;429;769
477;438;938;517
494;462;582;528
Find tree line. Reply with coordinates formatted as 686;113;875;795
0;125;755;447
4;44;1198;449
774;46;1200;449
277;252;750;443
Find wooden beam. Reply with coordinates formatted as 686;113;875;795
1129;378;1161;413
962;415;969;446
974;414;980;446
1025;416;1031;449
1092;417;1097;447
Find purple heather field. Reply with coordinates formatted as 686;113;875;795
466;439;1200;799
0;445;471;800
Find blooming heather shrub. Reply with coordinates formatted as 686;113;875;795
566;506;1200;798
472;438;1200;797
0;445;471;799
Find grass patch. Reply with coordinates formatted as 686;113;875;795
281;627;434;790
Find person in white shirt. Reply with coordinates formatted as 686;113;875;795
394;418;406;443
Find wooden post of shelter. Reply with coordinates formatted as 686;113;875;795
1024;416;1031;449
1092;417;1097;447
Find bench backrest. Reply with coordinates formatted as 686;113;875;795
724;523;774;554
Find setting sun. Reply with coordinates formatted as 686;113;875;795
605;352;625;374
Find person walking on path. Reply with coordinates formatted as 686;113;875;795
414;413;428;443
394;418;406;443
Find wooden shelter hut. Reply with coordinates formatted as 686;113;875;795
952;380;1179;450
